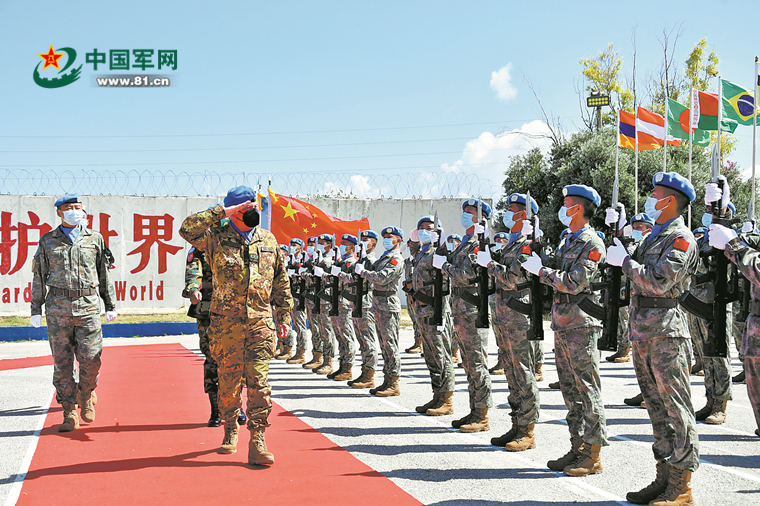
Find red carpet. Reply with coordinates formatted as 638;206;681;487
16;343;422;505
0;355;54;371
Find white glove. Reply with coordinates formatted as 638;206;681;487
354;263;365;275
30;315;42;328
476;249;492;267
742;221;754;233
521;218;542;238
705;178;730;206
106;311;117;322
330;265;341;276
521;252;543;276
432;254;447;270
474;223;485;235
437;325;444;332
287;268;295;276
361;246;368;259
606;238;629;267
605;207;618;226
708;224;738;250
298;267;307;275
314;266;324;277
430;231;439;245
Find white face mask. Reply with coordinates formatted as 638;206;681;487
62;209;85;226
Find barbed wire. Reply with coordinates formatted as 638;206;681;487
0;169;498;199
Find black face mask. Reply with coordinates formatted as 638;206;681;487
242;208;260;228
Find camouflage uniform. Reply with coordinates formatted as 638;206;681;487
442;234;492;409
404;255;423;347
360;249;404;378
183;248;218;395
342;256;378;371
327;255;357;369
412;243;455;394
315;252;337;360
723;232;760;431
623;216;699;471
302;256;323;354
540;227;607;446
488;235;539;426
31;226;116;405
287;254;310;352
179;206;293;429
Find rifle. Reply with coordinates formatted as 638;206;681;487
350;228;366;318
289;255;307;311
311;252;322;315
678;144;739;358
318;248;340;316
428;210;449;326
475;199;494;329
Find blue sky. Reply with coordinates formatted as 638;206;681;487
0;0;757;199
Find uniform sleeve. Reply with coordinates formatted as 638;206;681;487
441;251;477;285
179;205;225;252
97;235;117;312
540;242;604;294
622;235;695;296
270;245;294;325
183;257;202;298
30;243;47;316
361;255;404;287
488;249;530;290
725;238;760;289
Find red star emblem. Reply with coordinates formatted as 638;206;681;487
38;45;65;71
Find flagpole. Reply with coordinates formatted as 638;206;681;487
753;57;758;223
718;75;723;180
688;87;694;226
635;108;639;214
663;99;669;171
616;109;620;207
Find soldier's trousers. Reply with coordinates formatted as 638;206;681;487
47;313;102;405
494;322;539;426
289;308;309;351
617;306;631;348
453;311;492;409
208;314;276;429
490;299;508;368
408;295;421;345
417;313;455;393
554;327;607;446
743;316;760;430
532;340;543;366
734;318;747;362
688;313;732;401
352;310;378;370
331;306;356;368
305;301;323;353
374;297;401;377
632;337;699;471
317;308;336;358
197;318;218;394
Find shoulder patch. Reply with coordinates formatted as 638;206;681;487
522;245;532;255
187;249;194;263
473;246;479;254
390;258;399;266
588;250;602;262
673;237;689;252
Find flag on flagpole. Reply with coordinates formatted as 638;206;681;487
721;78;760;126
691;89;738;132
265;188;370;245
666;97;711;146
636;106;681;149
618;110;636;149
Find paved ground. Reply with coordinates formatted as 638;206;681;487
2;327;759;505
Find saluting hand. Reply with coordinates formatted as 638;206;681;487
223;200;255;218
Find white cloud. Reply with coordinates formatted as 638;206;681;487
490;63;518;103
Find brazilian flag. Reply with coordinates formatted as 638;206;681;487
722;79;760;126
666;98;710;146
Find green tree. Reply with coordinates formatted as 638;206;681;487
494;148;552;233
578;43;634;129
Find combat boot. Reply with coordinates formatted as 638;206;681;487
534;363;544;381
237;410;247;426
649;466;694;506
287;348;306;364
349;368;375;389
303;352;323;369
335;364;353;381
275;346;294;360
488;361;505;376
375;376;400;397
563;442;602;476
733;365;746;383
691;358;704;376
547;435;582;471
695;397;714;421
58;402;79;433
606;346;630;363
459;408;489;433
549;381;560;390
77;390;96;423
369;375;389;395
327;362;344;379
416;390;439;414
405;338;423;354
505;424;536;452
491;414;518;447
452;348;461;364
207;392;221;427
452;411;474;429
426;391;454;416
626;461;670;505
624;392;644;407
705;399;728;424
248;429;275;467
315;357;334;375
274;341;284;357
220;419;239;454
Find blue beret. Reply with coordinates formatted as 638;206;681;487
493;232;508;240
382;226;404;238
461;199;492;218
417;215;443;229
341;234;358;245
630;213;654;226
360;230;378;240
278;244;289;251
224;186;256;207
652;172;696;202
562;185;601;207
693;227;708;236
596;231;605;240
307;236;318;244
506;193;539;214
318;233;334;243
54;193;80;207
290;238;305;246
447;234;462;242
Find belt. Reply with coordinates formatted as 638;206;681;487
452;286;480;306
749;299;760;316
634;295;678;308
49;286;98;299
499;289;524;299
553;293;584;304
373;290;396;297
201;281;213;289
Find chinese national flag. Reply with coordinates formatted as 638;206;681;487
266;188;370;244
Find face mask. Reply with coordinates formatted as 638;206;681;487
631;230;644;242
317;244;326;254
558;205;578;227
417;229;432;244
242;208;259;227
492;242;504;252
701;213;713;227
289;245;298;254
62;209;85;226
460;212;475;230
306;245;315;256
502;211;516;229
446;242;455;252
382;238;395;250
644;196;669;221
339;245;348;257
